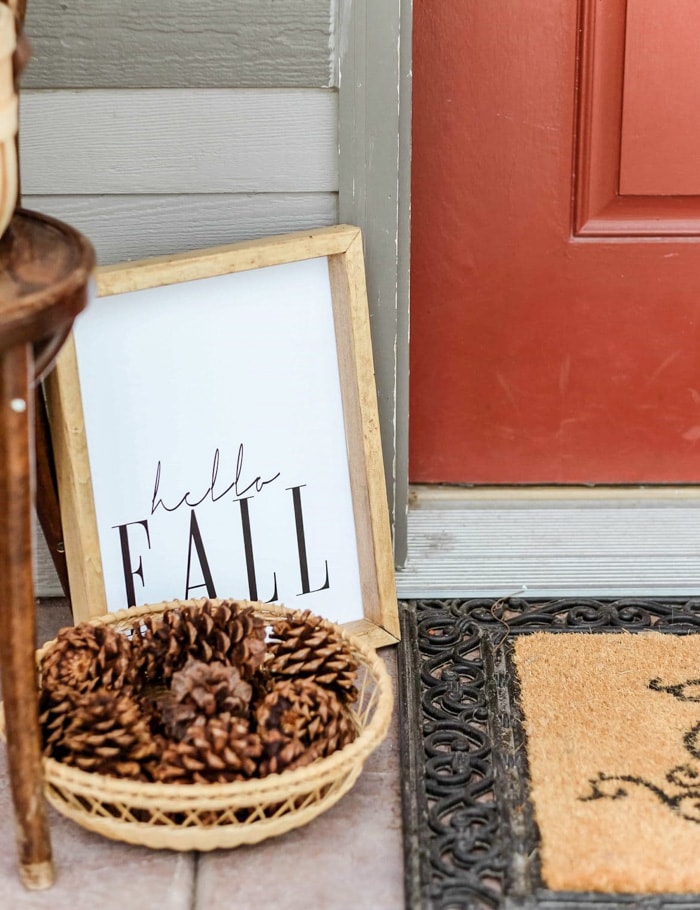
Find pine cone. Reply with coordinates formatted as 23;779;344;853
40;623;137;696
39;685;79;756
160;659;252;740
40;687;157;779
135;600;266;684
153;714;263;784
124;614;163;683
267;610;359;703
256;677;356;776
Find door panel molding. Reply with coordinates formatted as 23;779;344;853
574;0;700;237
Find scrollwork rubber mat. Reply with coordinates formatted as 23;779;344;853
398;598;700;910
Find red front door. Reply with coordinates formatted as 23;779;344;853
410;0;700;484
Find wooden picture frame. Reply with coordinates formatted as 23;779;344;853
45;225;399;649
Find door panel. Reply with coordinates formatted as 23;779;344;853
410;0;700;484
620;0;700;196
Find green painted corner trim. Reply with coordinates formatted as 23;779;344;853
337;0;411;567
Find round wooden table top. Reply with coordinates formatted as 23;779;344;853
0;209;95;355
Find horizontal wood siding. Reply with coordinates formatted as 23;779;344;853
24;194;337;265
21;90;338;194
24;0;333;89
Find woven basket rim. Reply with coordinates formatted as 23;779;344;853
31;598;393;802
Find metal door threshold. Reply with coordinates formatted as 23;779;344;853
395;488;700;599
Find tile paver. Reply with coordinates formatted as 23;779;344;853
0;747;195;910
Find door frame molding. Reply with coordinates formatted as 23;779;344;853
336;0;412;566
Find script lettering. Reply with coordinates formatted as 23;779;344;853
151;444;281;515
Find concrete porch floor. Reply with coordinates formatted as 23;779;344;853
0;600;404;909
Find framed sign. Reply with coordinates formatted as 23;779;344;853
45;225;399;648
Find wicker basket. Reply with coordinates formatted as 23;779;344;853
6;600;393;851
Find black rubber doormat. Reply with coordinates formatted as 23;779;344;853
398;597;700;910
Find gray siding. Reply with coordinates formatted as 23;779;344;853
22;90;337;195
28;194;338;265
24;0;333;89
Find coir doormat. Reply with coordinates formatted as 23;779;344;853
398;597;700;910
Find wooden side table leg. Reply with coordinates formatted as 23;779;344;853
34;385;71;600
0;343;53;890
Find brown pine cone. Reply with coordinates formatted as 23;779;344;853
134;600;266;684
125;614;163;682
267;610;359;703
40;687;157;779
41;623;138;697
208;600;267;677
256;677;357;776
39;684;79;756
160;659;253;740
153;713;263;784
